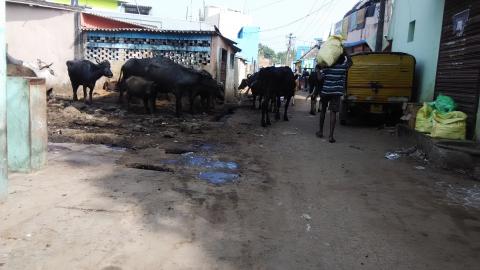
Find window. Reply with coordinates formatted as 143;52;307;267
408;20;416;42
230;53;235;69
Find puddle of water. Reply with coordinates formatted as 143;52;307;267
436;182;480;209
199;172;239;185
180;152;238;170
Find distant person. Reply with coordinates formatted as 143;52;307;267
302;68;309;91
316;53;352;143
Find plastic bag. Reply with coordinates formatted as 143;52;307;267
415;103;434;133
430;94;456;114
430;110;467;140
316;35;344;67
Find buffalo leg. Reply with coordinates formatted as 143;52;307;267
82;86;88;103
275;96;281;120
284;96;291;121
88;85;94;104
126;93;131;111
143;95;151;114
71;83;79;101
175;94;182;117
252;94;256;109
150;92;157;113
261;96;271;127
189;93;196;115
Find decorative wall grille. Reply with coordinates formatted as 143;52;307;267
85;32;212;67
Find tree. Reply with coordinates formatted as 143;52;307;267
258;43;276;60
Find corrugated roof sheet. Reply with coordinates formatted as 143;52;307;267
83;10;216;32
82;27;215;35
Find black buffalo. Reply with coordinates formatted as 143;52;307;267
116;57;161;103
124;76;158;114
256;66;296;127
66;59;113;104
144;57;224;116
239;72;263;109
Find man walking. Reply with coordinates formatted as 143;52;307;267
302;68;309;91
316;53;352;143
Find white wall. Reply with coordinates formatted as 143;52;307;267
6;3;76;96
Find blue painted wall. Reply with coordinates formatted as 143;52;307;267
236;26;260;64
0;2;7;198
295;46;310;61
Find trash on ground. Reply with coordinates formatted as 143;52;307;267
385;152;401;160
415;166;426;170
301;213;312;220
282;131;297;136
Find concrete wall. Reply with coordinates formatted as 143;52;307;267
204;6;252;41
6;3;76;96
234;58;247;92
389;0;445;102
0;2;7;199
236;26;260;66
210;35;236;102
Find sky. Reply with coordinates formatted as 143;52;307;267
133;0;359;52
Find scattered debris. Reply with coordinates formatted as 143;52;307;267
349;145;363;151
385;152;401;160
301;213;312;220
180;122;202;134
415;166;426;170
282;131;297;136
162;130;176;138
62;106;82;118
306;224;311;232
132;125;146;132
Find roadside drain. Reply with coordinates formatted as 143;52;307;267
125;163;174;172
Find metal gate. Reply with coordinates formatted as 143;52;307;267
435;0;480;139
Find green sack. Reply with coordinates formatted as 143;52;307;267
430;94;456;114
430;110;467;140
415;103;433;133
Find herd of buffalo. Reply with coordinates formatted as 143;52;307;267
65;56;304;127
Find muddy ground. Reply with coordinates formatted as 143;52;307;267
1;91;479;269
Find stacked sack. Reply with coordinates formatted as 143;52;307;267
415;95;467;140
316;35;344;67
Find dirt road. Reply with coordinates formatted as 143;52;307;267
1;96;479;269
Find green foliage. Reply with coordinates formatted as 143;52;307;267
258;44;276;60
258;44;296;65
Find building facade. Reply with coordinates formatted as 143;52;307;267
434;0;480;140
6;0;79;94
389;0;445;103
6;0;240;102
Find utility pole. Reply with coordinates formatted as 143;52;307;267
285;33;295;66
375;0;386;52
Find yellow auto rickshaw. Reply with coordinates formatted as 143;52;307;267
341;52;416;124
